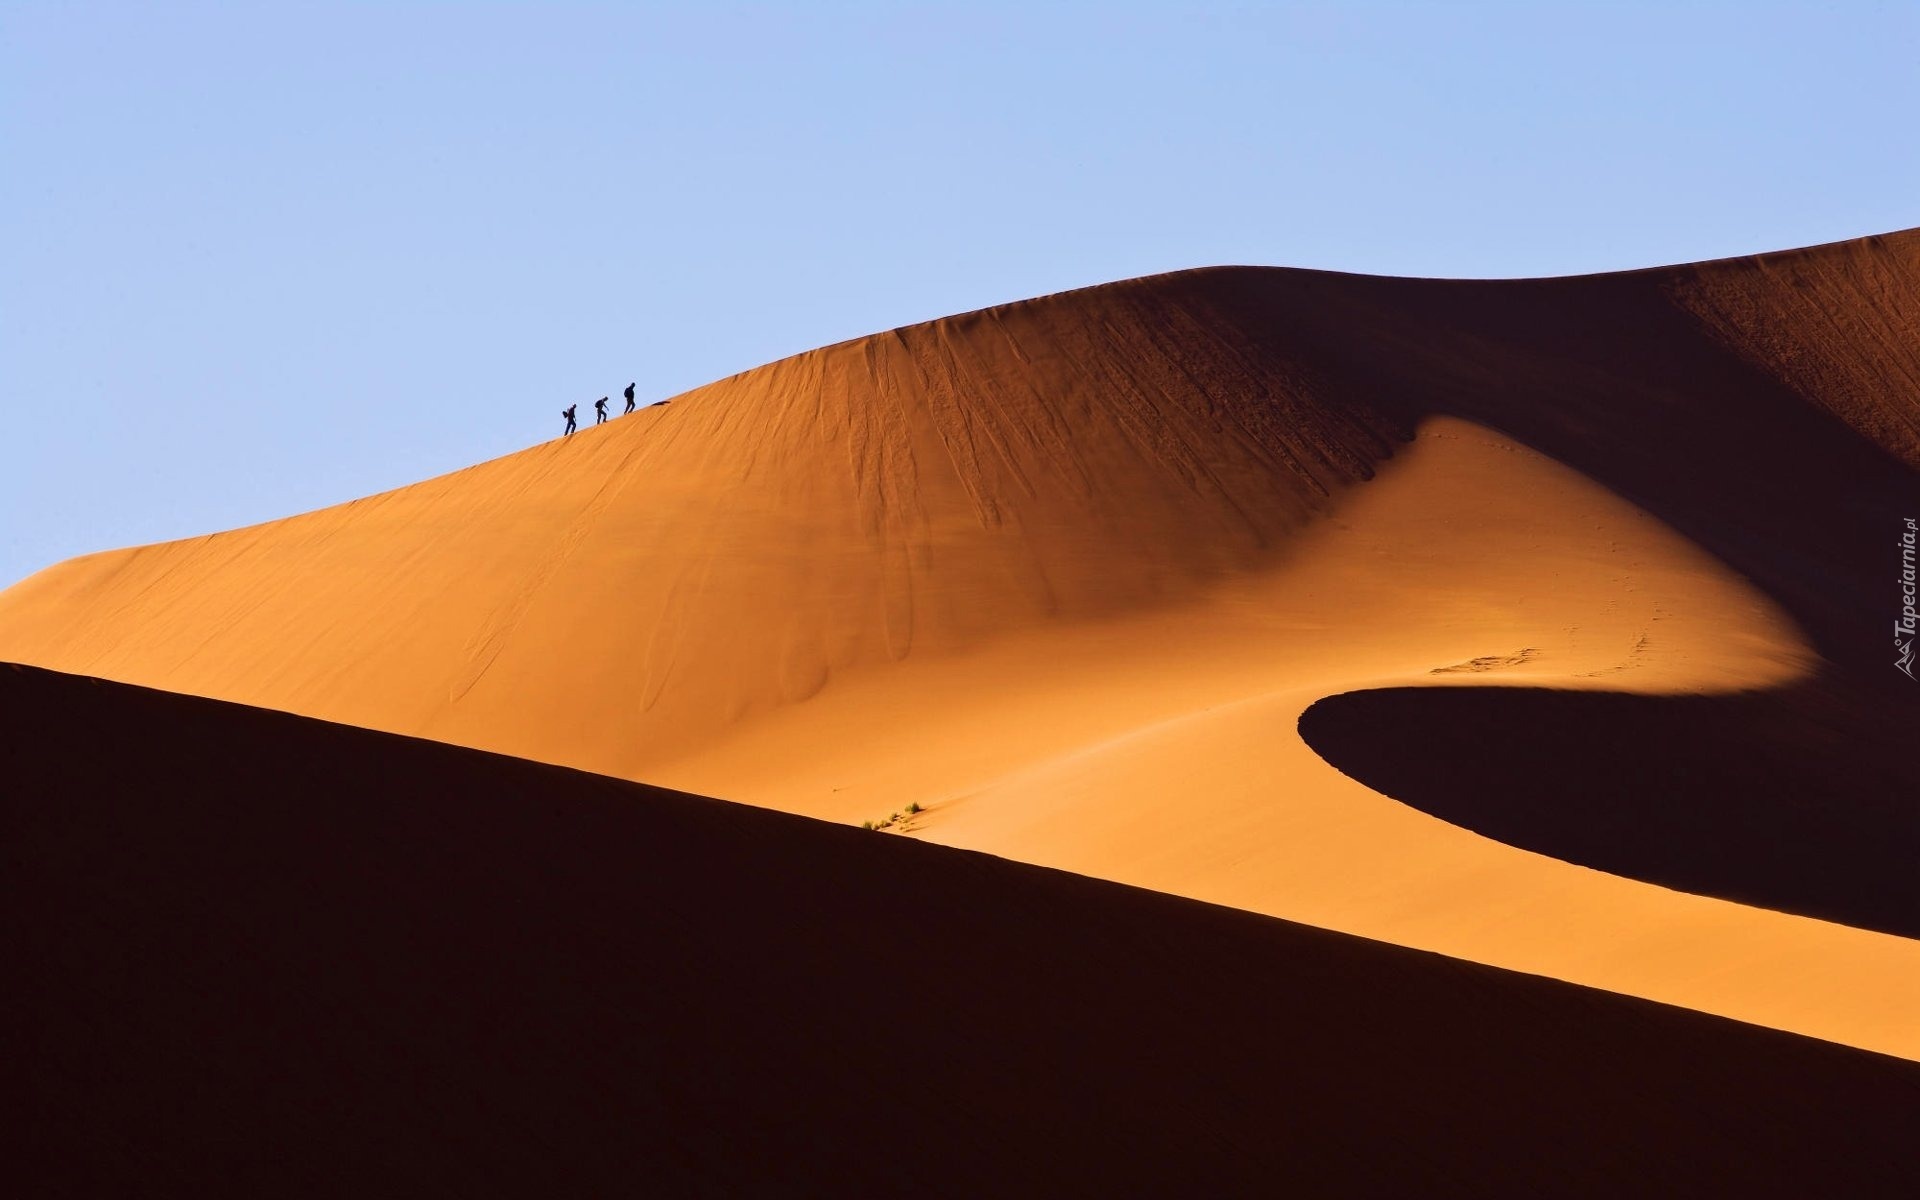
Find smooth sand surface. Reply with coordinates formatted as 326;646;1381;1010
8;662;1919;1196
3;231;1916;1059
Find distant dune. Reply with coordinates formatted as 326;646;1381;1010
2;231;1916;1060
8;663;1917;1196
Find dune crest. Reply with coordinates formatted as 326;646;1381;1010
3;230;1917;1057
0;278;1402;759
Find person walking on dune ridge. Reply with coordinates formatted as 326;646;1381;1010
562;404;577;436
623;382;636;414
594;396;609;425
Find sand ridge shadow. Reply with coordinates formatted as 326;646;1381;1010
1298;679;1919;938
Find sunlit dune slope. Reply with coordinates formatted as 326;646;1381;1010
0;275;1407;753
2;230;1917;1056
7;663;1918;1197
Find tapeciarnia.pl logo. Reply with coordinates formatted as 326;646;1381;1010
1899;517;1917;680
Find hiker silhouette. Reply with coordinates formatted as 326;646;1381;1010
595;396;609;425
623;382;636;414
562;404;577;436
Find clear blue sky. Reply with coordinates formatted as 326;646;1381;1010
3;2;1916;590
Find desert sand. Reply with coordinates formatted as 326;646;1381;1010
8;662;1918;1195
2;231;1916;1073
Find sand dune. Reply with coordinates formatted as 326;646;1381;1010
2;231;1916;1059
8;662;1918;1196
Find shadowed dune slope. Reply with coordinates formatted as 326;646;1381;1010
5;662;1918;1197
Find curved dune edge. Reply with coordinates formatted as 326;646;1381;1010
649;417;1920;1061
1297;680;1919;939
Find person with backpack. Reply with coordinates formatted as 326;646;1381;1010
562;404;577;436
623;382;636;414
594;396;609;425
